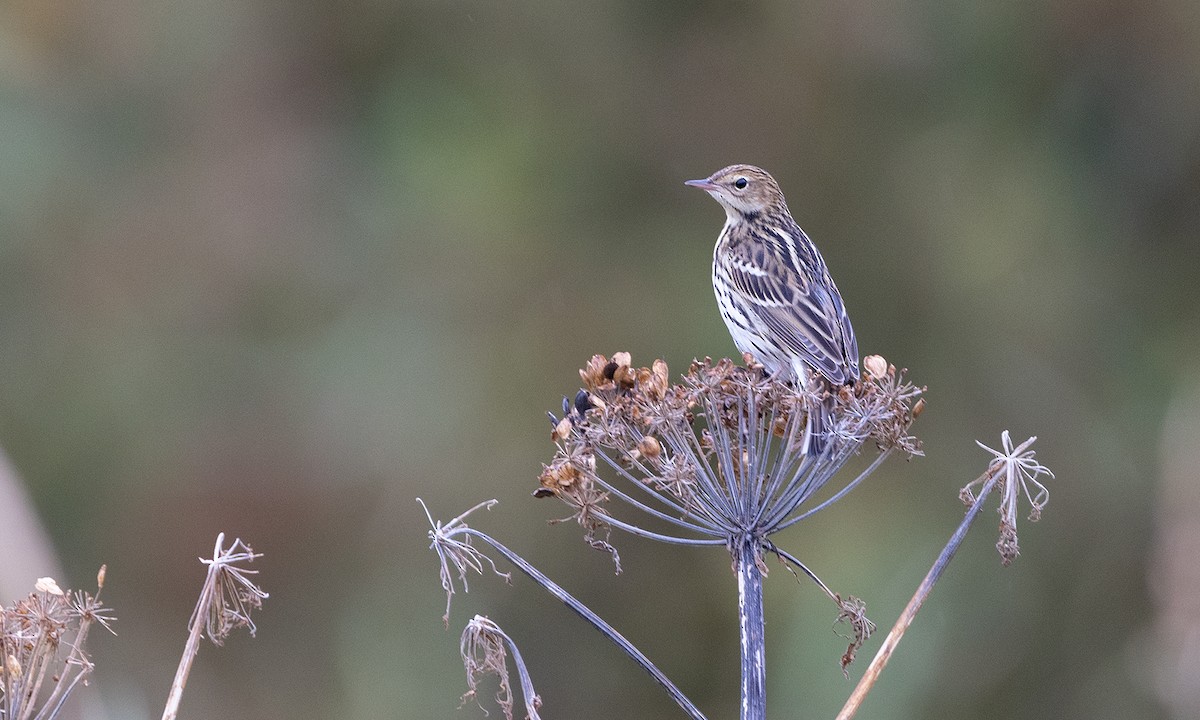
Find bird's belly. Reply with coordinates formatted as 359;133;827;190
714;290;795;381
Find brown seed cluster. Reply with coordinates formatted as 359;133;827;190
538;353;925;533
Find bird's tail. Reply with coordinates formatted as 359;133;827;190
800;391;835;457
791;361;835;457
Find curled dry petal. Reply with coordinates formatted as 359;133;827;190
551;416;573;442
637;435;662;459
579;354;610;390
538;458;584;493
35;577;64;595
863;355;888;380
649;359;669;399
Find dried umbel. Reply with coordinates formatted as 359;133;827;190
0;568;115;720
162;534;268;720
459;616;541;720
539;353;924;547
965;431;1053;565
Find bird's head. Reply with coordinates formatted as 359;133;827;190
685;164;787;220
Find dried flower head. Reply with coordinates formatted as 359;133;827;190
421;499;512;626
162;536;268;720
965;432;1053;565
460;615;541;720
1;570;115;720
835;595;875;677
193;535;269;644
541;353;924;550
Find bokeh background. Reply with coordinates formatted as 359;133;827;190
2;1;1199;718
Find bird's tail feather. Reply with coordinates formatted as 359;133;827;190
801;392;835;456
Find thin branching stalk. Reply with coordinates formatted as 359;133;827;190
161;533;267;720
161;597;207;720
457;527;708;720
423;497;707;719
593;513;727;546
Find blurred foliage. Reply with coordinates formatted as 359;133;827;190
1;0;1198;718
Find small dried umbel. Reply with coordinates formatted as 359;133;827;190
0;567;115;720
965;431;1053;566
460;616;541;720
161;534;268;720
540;353;924;547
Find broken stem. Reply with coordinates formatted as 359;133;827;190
836;467;1000;720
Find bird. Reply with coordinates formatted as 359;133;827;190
685;164;859;454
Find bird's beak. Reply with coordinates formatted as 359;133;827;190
684;178;718;192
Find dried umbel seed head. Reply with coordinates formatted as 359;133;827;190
631;360;670;401
649;359;669;399
538;450;599;499
541;351;925;540
1;570;116;718
613;364;637;389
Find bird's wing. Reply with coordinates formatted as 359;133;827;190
723;228;858;385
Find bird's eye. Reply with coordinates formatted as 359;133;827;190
734;177;748;189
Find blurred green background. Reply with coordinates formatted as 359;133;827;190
2;1;1198;718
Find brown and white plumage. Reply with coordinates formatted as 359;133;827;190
687;164;858;451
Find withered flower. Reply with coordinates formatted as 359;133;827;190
542;353;924;548
1;570;115;720
966;431;1052;565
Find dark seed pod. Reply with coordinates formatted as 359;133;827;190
602;361;619;380
531;487;556;498
574;390;594;416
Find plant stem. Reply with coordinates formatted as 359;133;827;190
737;535;766;720
461;528;707;720
162;534;222;720
836;468;999;720
161;590;208;720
